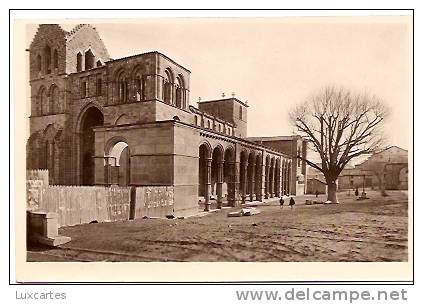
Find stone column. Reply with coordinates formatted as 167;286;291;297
249;158;256;202
241;161;248;203
276;163;282;197
204;158;212;211
216;160;224;209
104;157;111;186
171;84;176;105
283;163;287;195
269;164;275;198
256;159;264;202
227;161;237;207
264;162;269;199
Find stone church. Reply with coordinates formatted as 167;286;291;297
26;24;307;216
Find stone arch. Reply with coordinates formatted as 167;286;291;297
26;131;43;169
48;84;60;114
114;114;132;125
114;68;129;103
163;67;174;104
104;136;130;155
104;137;131;186
77;105;105;185
198;141;212;200
131;65;146;102
198;140;212;158
175;74;185;109
75;103;105;133
42;124;63;184
37;86;48;115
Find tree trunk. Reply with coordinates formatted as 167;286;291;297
327;179;338;203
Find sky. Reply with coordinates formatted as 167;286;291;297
26;17;412;150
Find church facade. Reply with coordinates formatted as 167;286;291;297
26;24;307;216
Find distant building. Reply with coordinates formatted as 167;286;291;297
355;146;408;190
307;146;408;192
306;177;326;195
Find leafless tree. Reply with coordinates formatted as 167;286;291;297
289;86;390;203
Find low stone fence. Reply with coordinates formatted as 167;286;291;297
134;186;174;218
39;186;131;227
27;169;49;186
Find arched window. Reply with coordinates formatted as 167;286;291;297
36;54;42;73
207;120;211;129
116;71;129;103
44;45;51;74
49;85;59;114
76;52;82;72
163;68;174;104
175;75;185;109
85;49;95;70
39;87;48;115
135;75;142;101
53;49;58;69
96;60;103;67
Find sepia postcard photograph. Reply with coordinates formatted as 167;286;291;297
13;11;413;283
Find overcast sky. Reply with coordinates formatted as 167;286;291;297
26;17;411;150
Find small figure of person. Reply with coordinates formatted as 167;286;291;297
355;187;359;197
289;196;296;210
279;196;285;209
315;189;319;198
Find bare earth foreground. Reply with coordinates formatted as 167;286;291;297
27;191;408;262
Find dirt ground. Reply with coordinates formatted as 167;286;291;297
27;190;409;262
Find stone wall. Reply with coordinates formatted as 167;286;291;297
65;24;110;74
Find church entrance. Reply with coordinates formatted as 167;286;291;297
80;107;104;185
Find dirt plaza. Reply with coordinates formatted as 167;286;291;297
27;190;408;262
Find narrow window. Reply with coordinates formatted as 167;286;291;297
36;54;42;72
239;105;243;120
76;52;82;72
135;76;142;101
44;45;51;74
85;49;95;70
53;49;58;69
118;78;128;102
96;60;103;67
